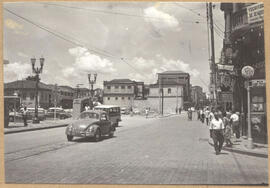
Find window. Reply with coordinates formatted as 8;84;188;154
115;86;119;89
115;97;118;100
168;88;171;94
127;86;131;89
122;97;125;100
22;93;27;100
121;86;125;89
107;86;111;89
30;93;35;100
107;97;110;100
128;97;130;100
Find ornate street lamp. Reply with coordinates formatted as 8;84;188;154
31;57;45;124
241;65;255;149
88;73;97;109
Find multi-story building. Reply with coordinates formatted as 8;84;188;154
135;81;145;99
148;71;190;113
191;86;206;109
103;79;137;108
4;80;52;109
220;3;266;143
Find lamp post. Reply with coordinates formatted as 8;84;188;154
241;66;255;149
31;57;44;124
88;73;97;109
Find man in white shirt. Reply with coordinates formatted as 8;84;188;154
209;112;225;155
230;111;240;139
204;108;210;126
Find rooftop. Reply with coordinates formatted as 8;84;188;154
159;70;188;75
104;79;135;84
4;80;51;90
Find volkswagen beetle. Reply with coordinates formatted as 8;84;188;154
65;110;115;142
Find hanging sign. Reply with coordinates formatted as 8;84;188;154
247;3;264;24
217;64;234;71
251;79;266;87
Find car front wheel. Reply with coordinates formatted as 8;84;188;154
67;135;73;141
109;131;114;138
94;129;101;142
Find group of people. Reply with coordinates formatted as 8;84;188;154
189;107;241;155
204;108;241;155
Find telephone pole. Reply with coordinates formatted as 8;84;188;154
208;2;217;106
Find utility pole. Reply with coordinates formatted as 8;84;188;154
161;77;164;116
54;84;58;121
208;2;217;106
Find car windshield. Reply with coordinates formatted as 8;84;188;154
79;112;99;119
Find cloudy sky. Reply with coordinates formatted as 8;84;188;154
3;2;225;93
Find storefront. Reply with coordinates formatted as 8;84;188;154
250;79;267;143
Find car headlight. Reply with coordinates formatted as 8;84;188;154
87;126;95;132
68;124;73;131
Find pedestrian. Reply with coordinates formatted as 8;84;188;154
204;108;210;126
22;106;28;127
230;111;240;139
223;112;233;147
200;109;205;123
209;112;225;155
188;108;192;121
175;107;178;114
197;109;201;120
179;107;181;114
209;108;215;122
145;108;149;119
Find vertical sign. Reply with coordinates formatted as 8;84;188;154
247;3;264;24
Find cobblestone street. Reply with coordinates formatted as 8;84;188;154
4;114;268;184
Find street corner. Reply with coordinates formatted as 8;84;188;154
208;136;268;158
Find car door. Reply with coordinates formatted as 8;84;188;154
99;113;111;134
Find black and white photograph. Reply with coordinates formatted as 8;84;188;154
3;1;268;185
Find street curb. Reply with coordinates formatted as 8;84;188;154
4;124;68;134
208;140;268;158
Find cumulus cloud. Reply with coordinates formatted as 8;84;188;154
63;46;116;77
144;7;180;30
128;56;200;84
18;52;29;58
4;62;32;82
5;18;28;35
5;19;23;30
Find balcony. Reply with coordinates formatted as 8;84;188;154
231;8;248;32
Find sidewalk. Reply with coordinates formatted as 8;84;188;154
4;118;72;134
208;130;268;158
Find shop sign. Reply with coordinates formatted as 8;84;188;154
217;64;234;71
220;92;233;102
251;79;265;87
247;3;264;24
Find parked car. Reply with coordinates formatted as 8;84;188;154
46;107;72;119
65;110;115;142
9;108;46;122
9;110;24;122
133;108;140;114
121;107;129;115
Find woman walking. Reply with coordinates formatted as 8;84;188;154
223;112;233;147
209;112;225;155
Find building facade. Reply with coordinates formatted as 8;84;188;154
191;86;206;109
148;71;190;114
103;79;137;108
220;3;266;143
4;80;52;109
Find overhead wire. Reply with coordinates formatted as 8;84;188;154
40;2;204;24
4;7;148;77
